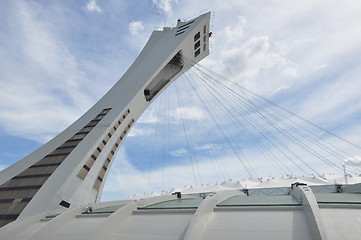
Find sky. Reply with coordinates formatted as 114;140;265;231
0;0;361;201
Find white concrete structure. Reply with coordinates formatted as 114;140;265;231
0;12;211;227
1;181;361;240
1;12;361;239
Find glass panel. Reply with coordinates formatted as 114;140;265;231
218;195;301;206
194;40;200;50
194;32;200;42
195;49;201;58
83;205;124;214
315;193;361;203
140;198;203;209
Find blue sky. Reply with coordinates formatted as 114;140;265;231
1;0;361;201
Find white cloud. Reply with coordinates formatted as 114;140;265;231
129;21;144;36
213;30;299;96
0;1;93;143
344;156;361;166
170;148;188;157
152;0;178;14
194;144;221;151
200;0;361;127
128;127;154;137
295;67;361;123
137;108;159;123
170;106;206;121
85;0;102;13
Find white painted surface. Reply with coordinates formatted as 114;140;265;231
1;186;361;240
202;208;312;240
320;207;361;240
109;212;194;240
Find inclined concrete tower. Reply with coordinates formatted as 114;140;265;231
2;12;361;240
0;12;211;227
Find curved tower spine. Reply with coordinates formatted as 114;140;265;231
0;12;211;227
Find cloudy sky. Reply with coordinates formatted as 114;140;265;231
1;0;361;201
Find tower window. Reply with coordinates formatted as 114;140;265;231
59;200;70;208
194;40;200;50
194;32;200;42
195;49;201;58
